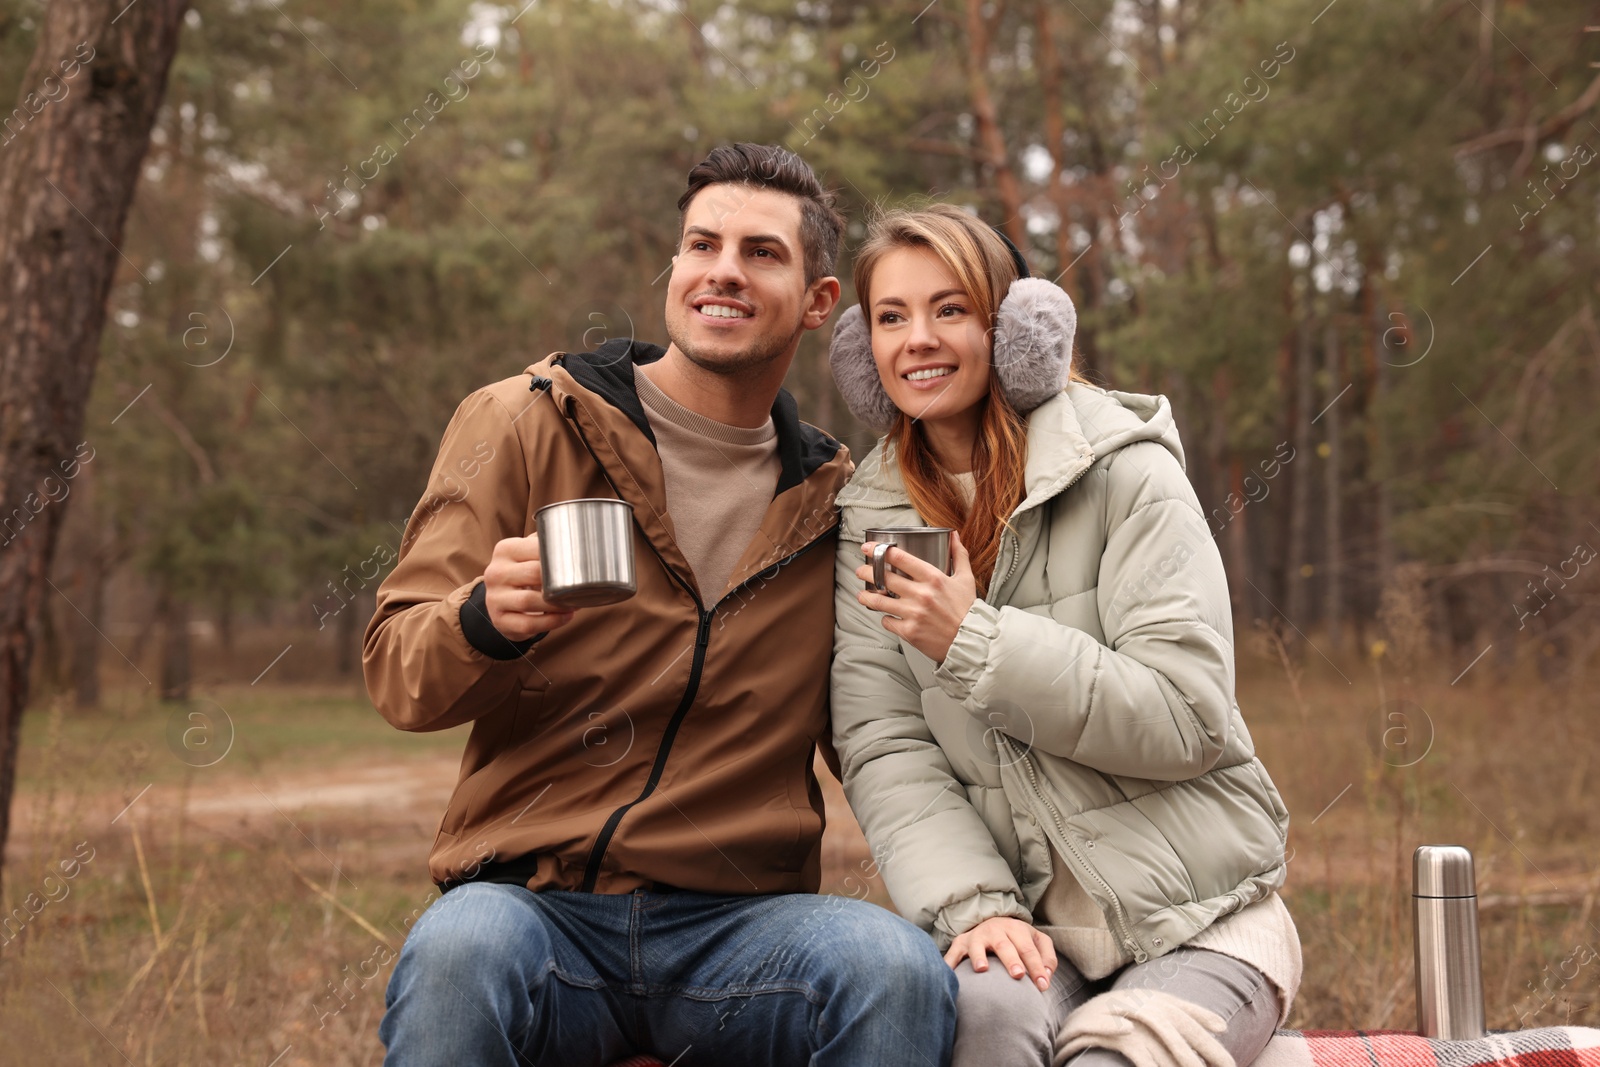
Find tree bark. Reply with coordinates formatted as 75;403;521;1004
1209;366;1250;620
218;588;234;660
0;0;190;889
962;0;1027;247
1271;270;1294;618
1032;1;1103;383
1285;277;1316;642
1034;4;1072;274
69;550;104;710
1369;295;1394;588
336;585;360;677
158;592;191;702
1226;455;1254;623
63;461;108;710
1323;323;1345;653
36;584;66;695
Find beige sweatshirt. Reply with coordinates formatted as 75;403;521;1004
634;365;781;602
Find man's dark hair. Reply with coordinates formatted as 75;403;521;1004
677;143;845;285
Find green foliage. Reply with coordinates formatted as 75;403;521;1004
7;0;1593;645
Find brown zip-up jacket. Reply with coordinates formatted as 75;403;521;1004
363;340;851;895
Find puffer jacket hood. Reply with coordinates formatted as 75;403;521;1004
831;381;1290;968
837;384;1183;519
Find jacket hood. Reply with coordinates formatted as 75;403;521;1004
838;382;1184;516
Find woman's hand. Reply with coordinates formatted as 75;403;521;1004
855;531;978;664
944;915;1057;991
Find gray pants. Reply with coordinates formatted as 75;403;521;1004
951;947;1279;1067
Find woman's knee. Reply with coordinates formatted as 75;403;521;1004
953;961;1064;1065
1110;949;1280;1065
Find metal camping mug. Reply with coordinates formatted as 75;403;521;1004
534;498;638;609
863;526;954;595
1413;844;1486;1040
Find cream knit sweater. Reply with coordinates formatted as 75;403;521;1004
1036;843;1302;1025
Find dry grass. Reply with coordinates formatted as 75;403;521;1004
1242;591;1600;1031
2;633;1597;1063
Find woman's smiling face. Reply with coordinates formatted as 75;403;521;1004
868;246;992;427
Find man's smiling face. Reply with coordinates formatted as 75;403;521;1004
664;184;824;377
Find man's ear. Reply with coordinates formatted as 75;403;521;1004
802;276;842;330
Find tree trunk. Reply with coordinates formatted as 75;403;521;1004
1370;296;1394;588
962;0;1026;246
69;551;104;711
1035;4;1071;274
1323;323;1345;653
0;0;190;889
1271;270;1295;620
336;586;360;677
64;463;108;711
1032;0;1104;384
218;589;235;660
1285;280;1316;642
1226;456;1254;624
1209;367;1250;620
35;586;66;695
158;592;192;702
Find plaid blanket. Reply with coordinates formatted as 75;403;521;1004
604;1026;1600;1067
1256;1028;1600;1067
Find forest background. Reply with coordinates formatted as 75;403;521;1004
2;0;1598;1061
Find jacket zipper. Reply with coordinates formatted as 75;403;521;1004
576;533;838;891
578;530;837;890
564;407;713;892
1008;737;1145;962
989;455;1142;955
994;532;1022;598
580;600;713;891
560;388;841;891
987;456;1091;606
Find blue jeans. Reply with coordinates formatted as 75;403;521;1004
380;883;958;1067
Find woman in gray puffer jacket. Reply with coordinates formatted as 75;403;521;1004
827;205;1301;1067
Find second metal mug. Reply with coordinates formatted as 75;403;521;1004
534;498;637;609
864;526;954;595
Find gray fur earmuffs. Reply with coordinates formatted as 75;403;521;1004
827;275;1077;435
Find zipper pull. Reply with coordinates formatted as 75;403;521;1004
697;610;713;647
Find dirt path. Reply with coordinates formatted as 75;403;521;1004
6;751;880;892
20;754;1584;905
5;755;459;868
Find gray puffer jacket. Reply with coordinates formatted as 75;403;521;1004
830;383;1290;964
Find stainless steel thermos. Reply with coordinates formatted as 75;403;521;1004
1413;844;1486;1039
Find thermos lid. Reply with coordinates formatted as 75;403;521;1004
1414;844;1477;898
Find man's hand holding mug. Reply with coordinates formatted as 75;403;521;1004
485;498;639;640
483;534;579;640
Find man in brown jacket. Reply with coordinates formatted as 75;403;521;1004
364;144;957;1066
